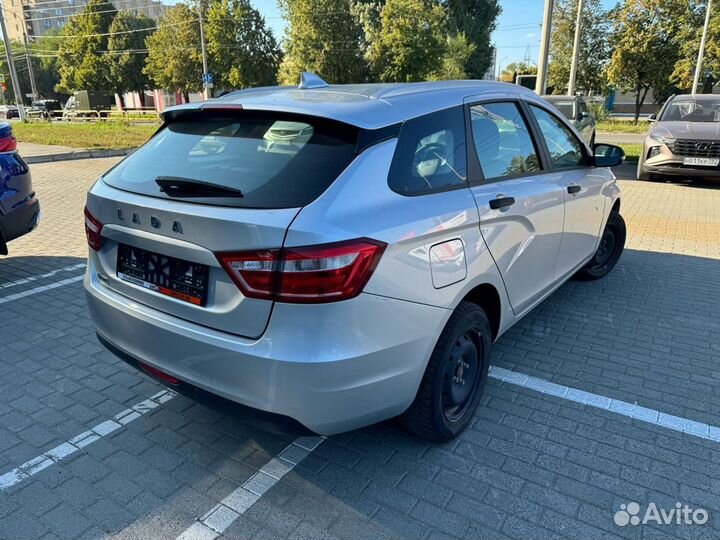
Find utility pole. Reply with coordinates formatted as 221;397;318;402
198;0;211;99
536;0;554;95
22;29;38;102
0;2;25;120
692;0;713;94
567;0;584;96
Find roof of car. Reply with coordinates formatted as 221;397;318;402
161;80;543;129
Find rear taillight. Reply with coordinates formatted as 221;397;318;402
0;134;17;152
217;239;386;304
84;206;103;251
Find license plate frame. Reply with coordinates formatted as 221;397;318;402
683;157;720;167
116;244;209;306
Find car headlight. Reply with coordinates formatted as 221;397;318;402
649;133;674;145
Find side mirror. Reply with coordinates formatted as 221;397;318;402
580;111;590;119
593;143;625;167
648;113;657;122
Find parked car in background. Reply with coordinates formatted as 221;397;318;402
0;122;40;255
84;77;625;442
638;94;720;181
28;99;62;120
0;105;19;120
543;95;596;146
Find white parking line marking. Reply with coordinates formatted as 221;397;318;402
176;436;325;540
0;263;85;292
0;275;85;305
0;389;176;491
489;366;720;442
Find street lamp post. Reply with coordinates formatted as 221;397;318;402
567;0;585;96
692;0;713;94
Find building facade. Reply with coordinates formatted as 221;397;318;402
3;0;167;42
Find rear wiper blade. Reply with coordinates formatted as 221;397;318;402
155;176;244;198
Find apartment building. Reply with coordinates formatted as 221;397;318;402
3;0;167;42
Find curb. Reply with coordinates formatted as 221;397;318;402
24;148;133;164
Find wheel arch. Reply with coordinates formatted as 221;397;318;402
612;197;620;213
461;282;501;342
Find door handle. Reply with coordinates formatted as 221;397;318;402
489;196;515;210
567;184;582;194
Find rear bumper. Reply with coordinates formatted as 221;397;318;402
85;262;448;435
0;196;40;245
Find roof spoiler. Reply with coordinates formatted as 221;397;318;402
298;72;329;90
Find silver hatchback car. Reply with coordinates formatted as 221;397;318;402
84;77;626;441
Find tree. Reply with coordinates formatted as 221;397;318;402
607;0;690;122
367;0;447;82
672;2;716;92
144;3;202;100
107;12;155;107
442;0;501;79
56;0;117;93
547;0;610;95
206;0;281;89
498;61;536;83
429;33;476;80
278;0;368;85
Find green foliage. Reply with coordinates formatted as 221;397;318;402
56;0;117;93
278;0;367;85
671;1;716;92
206;0;281;89
367;0;447;82
107;12;155;97
499;61;536;83
429;33;476;80
442;0;501;79
587;100;609;122
548;0;610;94
607;0;690;121
144;3;203;98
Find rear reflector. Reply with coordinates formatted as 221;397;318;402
84;206;103;251
139;362;181;385
217;238;386;303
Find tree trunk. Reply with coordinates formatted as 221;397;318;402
117;92;125;111
137;91;145;108
634;85;650;124
182;90;190;103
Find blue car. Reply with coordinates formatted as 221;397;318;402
0;122;40;254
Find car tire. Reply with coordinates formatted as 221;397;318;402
399;301;491;442
575;211;626;281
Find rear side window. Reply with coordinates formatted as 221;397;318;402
102;112;358;209
470;102;541;180
388;106;467;194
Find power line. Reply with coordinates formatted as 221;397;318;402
28;16;196;38
21;0;165;13
23;4;164;22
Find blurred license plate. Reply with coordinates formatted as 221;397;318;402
683;157;719;167
117;244;208;306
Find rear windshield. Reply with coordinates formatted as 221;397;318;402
102;111;359;208
548;101;575;120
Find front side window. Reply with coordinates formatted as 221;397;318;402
530;105;586;169
470;102;541;180
388;106;467;194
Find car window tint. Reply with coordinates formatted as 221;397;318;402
388;106;467;194
530;105;586;169
469;102;541;180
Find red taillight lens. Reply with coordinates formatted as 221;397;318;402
139;362;181;385
84;206;103;251
217;239;386;303
0;134;17;152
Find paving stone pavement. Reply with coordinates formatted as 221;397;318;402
0;159;719;539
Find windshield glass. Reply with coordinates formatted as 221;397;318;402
103;111;359;209
660;99;720;122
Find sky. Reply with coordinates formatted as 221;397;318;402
248;0;618;78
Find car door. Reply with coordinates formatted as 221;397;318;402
527;103;607;279
466;99;565;315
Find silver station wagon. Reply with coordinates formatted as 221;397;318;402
84;76;626;441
